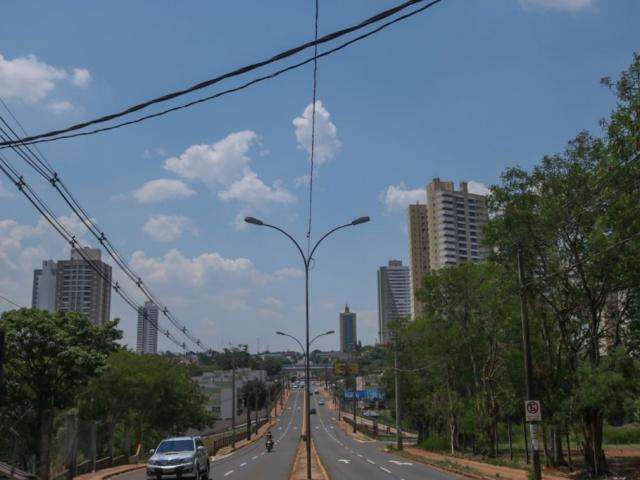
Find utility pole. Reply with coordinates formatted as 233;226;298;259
0;329;5;397
231;358;236;449
394;332;403;450
517;248;541;480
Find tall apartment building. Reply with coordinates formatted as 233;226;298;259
426;178;489;269
54;247;112;325
339;304;357;352
137;301;159;354
377;260;411;344
408;178;489;318
32;260;58;311
408;204;429;319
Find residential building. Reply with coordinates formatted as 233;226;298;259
426;178;489;269
32;260;57;311
55;247;112;325
194;369;266;421
339;304;357;352
408;203;429;319
377;260;411;344
137;301;159;354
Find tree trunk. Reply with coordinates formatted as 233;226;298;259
565;428;572;470
494;417;499;458
37;406;54;480
108;419;117;460
507;421;513;460
552;426;567;466
123;422;131;457
523;418;530;464
582;409;608;475
541;423;550;467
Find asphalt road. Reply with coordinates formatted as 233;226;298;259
311;391;458;480
114;390;302;480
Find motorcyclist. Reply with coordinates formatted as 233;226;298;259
265;431;274;451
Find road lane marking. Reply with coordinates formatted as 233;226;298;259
239;462;247;467
357;454;363;458
251;456;258;460
380;466;392;473
224;470;234;477
389;460;413;466
366;459;375;464
337;459;351;464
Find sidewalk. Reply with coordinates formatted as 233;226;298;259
73;464;144;480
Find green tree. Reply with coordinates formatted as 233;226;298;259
0;308;121;480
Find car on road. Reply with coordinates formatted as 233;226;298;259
362;410;380;418
147;436;209;480
318;398;325;405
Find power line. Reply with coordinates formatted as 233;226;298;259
0;0;443;149
0;110;209;352
0;293;24;309
0;153;186;350
306;0;320;254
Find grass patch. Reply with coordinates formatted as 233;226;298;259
604;423;640;445
419;436;450;452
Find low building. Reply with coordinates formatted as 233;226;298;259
194;369;266;420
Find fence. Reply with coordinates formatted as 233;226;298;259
202;418;269;454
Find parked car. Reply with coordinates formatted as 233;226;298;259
147;436;209;480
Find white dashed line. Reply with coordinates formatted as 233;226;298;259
380;466;392;474
239;462;247;467
251;456;258;460
224;470;234;477
366;459;375;464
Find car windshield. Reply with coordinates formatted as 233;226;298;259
156;440;194;453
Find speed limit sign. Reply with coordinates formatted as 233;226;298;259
524;400;542;422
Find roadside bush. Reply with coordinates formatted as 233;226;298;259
603;423;640;445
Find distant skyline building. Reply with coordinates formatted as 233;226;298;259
137;300;159;354
32;260;58;312
408;178;490;318
339;304;357;352
408;203;429;319
54;247;112;325
377;260;411;344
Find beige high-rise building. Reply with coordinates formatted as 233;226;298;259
408;204;429;319
55;247;112;325
408;178;489;318
427;178;489;268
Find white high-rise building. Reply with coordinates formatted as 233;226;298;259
377;260;411;344
32;260;58;312
137;301;159;354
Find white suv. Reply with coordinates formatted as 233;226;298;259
147;436;210;480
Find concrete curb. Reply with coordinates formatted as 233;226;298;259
75;464;145;480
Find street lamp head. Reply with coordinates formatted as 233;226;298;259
351;216;370;226
276;331;285;336
325;330;335;335
244;216;264;226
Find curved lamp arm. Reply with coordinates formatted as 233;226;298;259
310;330;335;347
309;216;370;260
276;331;305;355
263;223;307;267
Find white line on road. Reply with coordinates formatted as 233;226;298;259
366;459;375;464
251;456;258;460
224;470;234;477
239;462;247;467
380;466;392;474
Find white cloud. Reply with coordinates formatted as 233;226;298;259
143;214;197;243
0;53;91;104
293;100;341;166
71;68;91;87
47;99;74;114
272;267;304;279
0;53;67;103
263;296;283;308
467;181;491;196
519;0;594;12
130;249;257;288
219;171;295;206
379;183;425;212
164;131;257;188
133;179;196;204
294;174;311;187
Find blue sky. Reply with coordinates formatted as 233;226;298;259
0;0;638;352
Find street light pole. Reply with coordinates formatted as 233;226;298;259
248;215;369;480
394;333;403;450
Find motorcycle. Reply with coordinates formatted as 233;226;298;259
266;439;274;452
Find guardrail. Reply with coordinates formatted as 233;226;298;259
0;461;37;480
202;418;269;454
